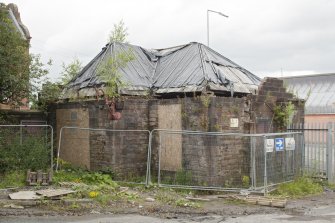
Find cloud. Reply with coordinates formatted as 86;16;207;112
3;0;335;80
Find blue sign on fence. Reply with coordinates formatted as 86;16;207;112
275;138;284;151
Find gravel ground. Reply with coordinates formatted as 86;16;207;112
1;187;335;222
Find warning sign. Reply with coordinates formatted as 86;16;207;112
265;139;274;153
230;118;239;128
285;137;295;151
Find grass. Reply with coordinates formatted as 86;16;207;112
272;176;323;198
155;189;201;208
0;170;26;188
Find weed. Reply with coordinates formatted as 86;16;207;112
53;169;85;184
224;178;234;188
88;191;99;198
53;169;117;187
200;95;211;108
0;136;50;173
81;172;117;186
273;101;295;131
175;198;201;208
229;105;239;115
200;115;209;131
68;202;80;209
213;124;221;132
94;194;114;205
242;175;250;188
155;191;178;205
175;170;193;185
272;177;323;198
0;170;25;188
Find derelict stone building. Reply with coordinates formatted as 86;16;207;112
51;42;304;186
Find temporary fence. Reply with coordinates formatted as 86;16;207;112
288;123;335;183
251;132;303;194
56;126;151;184
150;129;303;194
55;126;304;192
0;125;54;171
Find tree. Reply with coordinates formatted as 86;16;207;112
99;20;134;98
97;51;134;97
60;58;82;85
0;3;30;105
31;81;61;111
0;4;51;107
108;20;128;43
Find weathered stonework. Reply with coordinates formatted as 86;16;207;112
252;77;304;133
50;77;304;185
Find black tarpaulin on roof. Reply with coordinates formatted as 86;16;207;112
62;42;261;98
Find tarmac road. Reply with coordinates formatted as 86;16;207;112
1;205;335;223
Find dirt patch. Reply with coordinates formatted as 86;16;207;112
0;186;334;219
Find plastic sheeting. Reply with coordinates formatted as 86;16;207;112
62;42;261;98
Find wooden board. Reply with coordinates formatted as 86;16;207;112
158;104;182;171
9;191;41;200
36;189;75;198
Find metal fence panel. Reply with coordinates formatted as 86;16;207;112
56;126;150;185
0;125;53;171
151;129;303;192
288;123;335;180
251;133;303;192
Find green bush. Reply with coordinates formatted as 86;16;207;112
81;172;117;186
53;169;117;187
0;136;50;173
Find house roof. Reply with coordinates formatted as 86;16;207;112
282;73;335;114
6;3;31;41
62;42;260;98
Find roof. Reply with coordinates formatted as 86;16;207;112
62;42;261;98
6;3;31;41
282;73;335;114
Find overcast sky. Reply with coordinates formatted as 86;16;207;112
3;0;335;81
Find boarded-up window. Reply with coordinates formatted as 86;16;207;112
158;103;182;171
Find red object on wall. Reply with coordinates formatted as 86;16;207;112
105;98;122;120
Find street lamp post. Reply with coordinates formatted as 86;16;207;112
207;9;228;47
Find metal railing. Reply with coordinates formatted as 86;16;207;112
288;123;335;183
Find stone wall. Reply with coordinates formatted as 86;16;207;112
88;99;150;179
155;97;250;187
51;77;304;185
0;109;45;124
252;77;304;133
52;100;150;179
